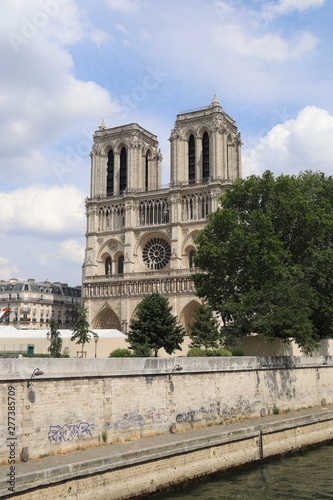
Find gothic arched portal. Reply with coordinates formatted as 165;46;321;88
179;300;201;335
92;304;121;330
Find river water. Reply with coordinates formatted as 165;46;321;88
150;442;333;500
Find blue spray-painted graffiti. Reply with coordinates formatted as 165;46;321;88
48;422;94;443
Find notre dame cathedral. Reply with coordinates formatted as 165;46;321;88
82;96;242;334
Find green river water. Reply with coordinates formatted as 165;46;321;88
149;442;333;500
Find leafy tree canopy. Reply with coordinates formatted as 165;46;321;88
189;303;220;350
127;292;185;357
193;171;333;353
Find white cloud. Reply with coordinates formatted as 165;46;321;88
212;1;235;19
212;24;318;61
0;185;85;236
2;0;85;48
0;0;119;185
90;29;112;46
263;0;326;19
34;238;84;274
116;24;130;36
105;0;144;14
243;106;333;177
0;256;20;281
56;239;85;264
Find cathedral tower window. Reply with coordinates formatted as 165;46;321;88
227;134;233;178
145;152;149;191
188;134;195;184
107;149;114;196
105;257;112;276
189;249;196;268
118;255;124;274
202;131;210;180
119;147;127;193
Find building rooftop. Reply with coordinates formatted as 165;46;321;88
0;280;81;297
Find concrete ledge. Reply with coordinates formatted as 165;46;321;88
1;407;332;499
1;356;332;381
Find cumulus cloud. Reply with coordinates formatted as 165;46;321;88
90;29;113;46
33;238;84;277
0;0;118;185
56;239;85;263
0;256;20;281
0;185;85;236
243;106;333;177
105;0;145;14
212;25;318;61
262;0;326;19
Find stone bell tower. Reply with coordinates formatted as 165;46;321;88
82;97;242;339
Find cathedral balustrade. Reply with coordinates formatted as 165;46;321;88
85;268;197;281
83;271;196;298
87;177;230;230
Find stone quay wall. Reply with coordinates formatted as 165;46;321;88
0;356;332;463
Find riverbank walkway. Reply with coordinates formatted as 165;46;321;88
1;404;332;499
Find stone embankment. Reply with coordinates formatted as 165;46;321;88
0;405;332;500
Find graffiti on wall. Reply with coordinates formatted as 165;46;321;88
176;402;222;424
104;399;252;433
220;399;252;420
175;399;252;424
110;407;170;430
48;421;94;443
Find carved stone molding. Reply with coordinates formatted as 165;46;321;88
108;242;118;253
83;276;195;298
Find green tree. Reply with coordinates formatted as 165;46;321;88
193;171;333;353
47;319;62;358
127;292;185;357
189;303;220;350
71;306;93;358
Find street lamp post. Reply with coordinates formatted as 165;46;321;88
94;335;99;358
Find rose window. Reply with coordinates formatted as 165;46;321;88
142;238;171;271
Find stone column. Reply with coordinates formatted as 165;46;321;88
114;152;120;195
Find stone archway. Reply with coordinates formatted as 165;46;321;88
179;300;201;335
92;304;121;330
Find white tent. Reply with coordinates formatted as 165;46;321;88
0;327;127;357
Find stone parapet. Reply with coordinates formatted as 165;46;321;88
0;406;332;500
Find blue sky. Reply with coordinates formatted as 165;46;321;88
0;0;332;286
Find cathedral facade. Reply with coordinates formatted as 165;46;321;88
82;97;242;334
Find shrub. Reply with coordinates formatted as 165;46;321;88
231;346;245;356
205;348;232;357
108;348;133;358
187;347;207;357
131;344;152;357
22;353;51;358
